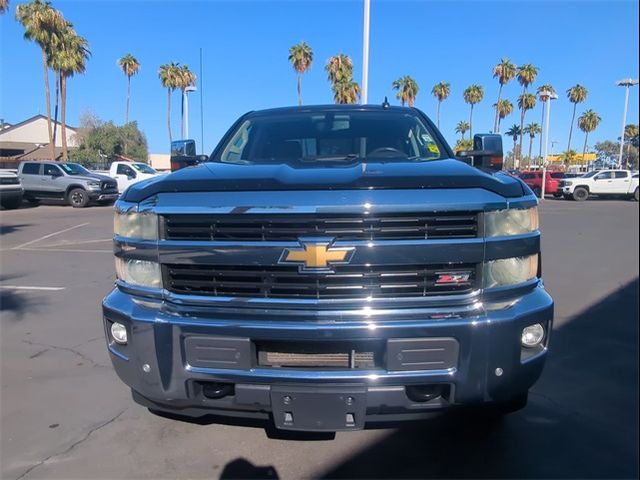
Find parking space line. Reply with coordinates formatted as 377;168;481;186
38;238;113;248
16;247;112;254
0;285;66;291
12;223;90;250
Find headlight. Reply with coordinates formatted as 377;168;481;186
87;181;101;189
115;258;161;288
483;254;538;289
114;211;158;240
564;181;573;186
485;207;539;237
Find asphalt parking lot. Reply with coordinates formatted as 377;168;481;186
1;199;638;480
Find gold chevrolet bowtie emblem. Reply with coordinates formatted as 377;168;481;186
281;241;354;272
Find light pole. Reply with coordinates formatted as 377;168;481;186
361;0;370;104
183;85;197;140
616;78;638;169
540;91;558;200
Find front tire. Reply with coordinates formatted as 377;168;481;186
573;187;589;201
1;196;23;209
634;188;639;202
68;188;89;208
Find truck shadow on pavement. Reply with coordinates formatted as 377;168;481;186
320;278;639;479
0;274;48;322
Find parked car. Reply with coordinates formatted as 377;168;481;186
519;171;565;197
559;169;639;201
105;161;163;193
18;161;119;208
0;170;23;209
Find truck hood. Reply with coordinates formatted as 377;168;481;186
70;173;114;183
122;159;526;202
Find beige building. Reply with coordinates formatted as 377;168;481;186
148;153;171;171
0;115;77;166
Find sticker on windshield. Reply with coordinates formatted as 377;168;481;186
427;143;440;154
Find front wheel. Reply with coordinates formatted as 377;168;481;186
634;188;639;202
68;188;89;208
553;192;563;198
1;196;22;209
573;187;589;202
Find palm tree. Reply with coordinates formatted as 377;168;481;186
16;0;65;160
51;26;90;160
463;84;483;139
455;120;470;140
517;64;539;92
288;42;313;106
494;99;513;133
333;80;360;104
118;53;140;124
525;123;542;166
176;65;196;138
0;0;9;14
624;124;639;164
492;58;517;132
158;62;180;143
536;84;556;157
505;124;521;168
431;82;450;128
566;84;588;151
325;54;353;86
578;109;601;162
392;76;419;107
517;92;537;167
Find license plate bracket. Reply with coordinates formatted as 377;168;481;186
270;386;367;431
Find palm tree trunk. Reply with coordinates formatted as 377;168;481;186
53;71;60;147
528;136;534;166
537;102;545;164
60;76;68;161
180;90;185;139
493;84;503;133
41;49;55;161
167;89;173;143
518;110;525;168
567;103;577;152
437;101;441;129
126;75;131;124
469;105;474;140
297;72;302;106
583;133;589;163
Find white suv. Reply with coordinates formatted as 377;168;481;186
560;170;639;201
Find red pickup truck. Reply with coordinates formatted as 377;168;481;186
519;171;565;197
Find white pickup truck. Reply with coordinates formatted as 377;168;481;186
560;170;639;201
100;161;163;193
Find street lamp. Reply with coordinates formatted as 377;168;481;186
616;78;638;169
182;85;197;139
540;91;558;200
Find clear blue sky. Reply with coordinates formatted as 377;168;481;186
2;0;638;156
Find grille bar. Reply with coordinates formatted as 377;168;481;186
164;264;477;299
163;213;479;241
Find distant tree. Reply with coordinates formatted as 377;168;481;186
463;84;483;139
517;93;536;166
325;54;357;104
525;122;542;166
454;138;473;154
15;0;66;160
494;99;513;133
0;0;9;14
594;140;620;163
431;81;450;128
455;120;470;140
560;149;579;165
118;53;140;125
288;42;313;105
577;109;601;162
393;75;419;107
505;124;521;168
566;84;588;151
176;65;196;138
516;64;538;163
492;58;517;132
158;62;180;143
333;79;360;104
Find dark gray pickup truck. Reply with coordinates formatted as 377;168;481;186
103;105;553;432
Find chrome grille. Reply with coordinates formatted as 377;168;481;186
163;212;479;241
163;263;477;299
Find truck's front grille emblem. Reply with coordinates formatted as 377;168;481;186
279;240;354;273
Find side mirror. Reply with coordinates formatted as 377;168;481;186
127;171;137;179
171;139;196;157
457;134;504;171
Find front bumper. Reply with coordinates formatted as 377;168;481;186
89;191;119;202
102;284;553;430
0;187;23;200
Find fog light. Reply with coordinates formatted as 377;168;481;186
111;322;128;344
521;323;544;347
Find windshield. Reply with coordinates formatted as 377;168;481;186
60;163;91;175
581;171;598;178
214;111;447;165
132;163;157;174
